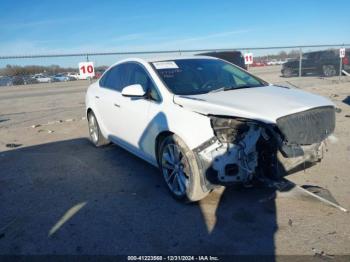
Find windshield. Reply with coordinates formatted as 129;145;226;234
152;58;266;95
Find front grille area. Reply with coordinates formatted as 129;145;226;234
276;106;335;145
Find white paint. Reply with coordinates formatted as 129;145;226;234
173;85;334;123
121;84;146;97
85;57;335;169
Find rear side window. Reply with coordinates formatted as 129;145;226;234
99;64;128;92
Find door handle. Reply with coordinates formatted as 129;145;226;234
114;103;120;108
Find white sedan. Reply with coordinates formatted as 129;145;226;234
32;74;52;83
85;56;335;202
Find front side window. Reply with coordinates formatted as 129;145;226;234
100;63;160;101
304;52;320;60
152;59;266;95
125;63;160;101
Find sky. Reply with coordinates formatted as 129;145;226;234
0;0;349;66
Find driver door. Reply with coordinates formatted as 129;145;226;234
117;63;162;159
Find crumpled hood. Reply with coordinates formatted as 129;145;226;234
173;85;334;123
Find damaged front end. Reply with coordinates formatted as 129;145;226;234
194;106;336;189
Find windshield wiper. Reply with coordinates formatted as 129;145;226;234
208;86;229;93
208;84;262;93
233;84;264;89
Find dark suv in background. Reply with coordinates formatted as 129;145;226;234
282;49;349;77
198;51;247;70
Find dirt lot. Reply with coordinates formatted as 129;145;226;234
0;66;350;256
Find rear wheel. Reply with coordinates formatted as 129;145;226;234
87;111;109;147
159;135;209;202
322;65;337;77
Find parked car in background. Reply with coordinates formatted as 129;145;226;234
0;76;13;86
94;70;105;79
197;51;247;69
251;61;267;67
9;76;25;85
267;59;285;66
0;76;36;86
67;75;77;81
282;49;350;77
67;73;80;80
67;72;89;80
343;54;350;73
86;56;335;202
23;76;39;85
52;73;70;82
32;74;52;83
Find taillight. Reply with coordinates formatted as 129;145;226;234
343;57;349;65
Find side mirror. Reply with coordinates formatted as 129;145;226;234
121;84;146;97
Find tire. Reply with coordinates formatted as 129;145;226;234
158;134;209;202
282;67;293;77
87;111;109;147
322;65;337;77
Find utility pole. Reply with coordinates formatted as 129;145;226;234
299;47;302;77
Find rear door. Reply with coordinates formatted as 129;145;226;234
303;52;319;73
94;64;127;137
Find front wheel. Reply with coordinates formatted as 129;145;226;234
159;135;209;202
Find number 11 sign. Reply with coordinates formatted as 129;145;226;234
244;53;253;65
79;62;95;79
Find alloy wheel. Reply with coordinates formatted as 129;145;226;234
161;143;190;197
88;114;98;144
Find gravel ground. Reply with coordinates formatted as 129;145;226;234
0;67;350;256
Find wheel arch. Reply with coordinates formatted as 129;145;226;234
86;107;93;117
155;130;174;166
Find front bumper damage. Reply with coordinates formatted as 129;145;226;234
193;124;261;185
193;106;335;192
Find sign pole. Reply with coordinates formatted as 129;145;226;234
339;56;342;81
339;47;345;81
299;47;302;77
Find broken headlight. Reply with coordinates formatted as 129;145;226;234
210;116;250;144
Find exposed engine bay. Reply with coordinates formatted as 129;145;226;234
194;106;336;188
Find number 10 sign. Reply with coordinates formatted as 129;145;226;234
79;62;95;79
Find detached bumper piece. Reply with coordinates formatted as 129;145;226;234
277;106;335;146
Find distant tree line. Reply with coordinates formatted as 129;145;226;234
0;64;108;77
0;64;76;76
